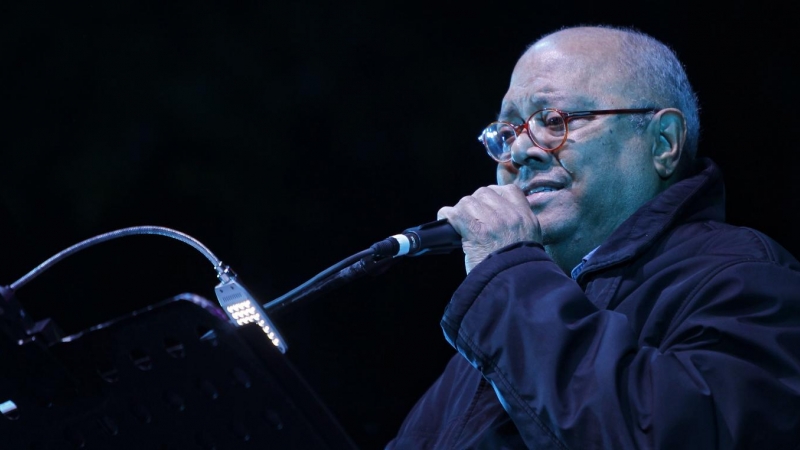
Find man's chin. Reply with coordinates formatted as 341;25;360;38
537;222;569;248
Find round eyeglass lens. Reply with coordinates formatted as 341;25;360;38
482;123;516;162
529;109;567;150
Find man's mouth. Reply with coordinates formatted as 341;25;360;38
522;180;565;196
524;186;559;195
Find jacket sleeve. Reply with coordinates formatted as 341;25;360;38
441;242;800;449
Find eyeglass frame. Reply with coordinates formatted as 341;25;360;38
477;108;660;162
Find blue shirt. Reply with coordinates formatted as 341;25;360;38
570;246;600;280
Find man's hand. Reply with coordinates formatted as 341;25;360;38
437;184;542;273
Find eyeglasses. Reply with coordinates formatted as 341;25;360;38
477;108;659;162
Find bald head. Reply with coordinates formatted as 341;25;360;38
511;28;635;112
529;28;638;97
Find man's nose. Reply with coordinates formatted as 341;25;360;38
509;132;554;169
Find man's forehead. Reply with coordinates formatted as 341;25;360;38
499;32;628;117
500;59;602;116
498;91;597;120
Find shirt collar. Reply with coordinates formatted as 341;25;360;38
570;246;600;280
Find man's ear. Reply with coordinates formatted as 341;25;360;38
650;108;686;179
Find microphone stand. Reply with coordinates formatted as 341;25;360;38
261;253;397;317
260;218;461;316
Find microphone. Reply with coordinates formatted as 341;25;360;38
370;219;462;259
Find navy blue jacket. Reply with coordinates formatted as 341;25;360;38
387;159;800;449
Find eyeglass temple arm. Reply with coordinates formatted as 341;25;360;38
564;108;659;119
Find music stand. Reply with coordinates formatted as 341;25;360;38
0;293;359;449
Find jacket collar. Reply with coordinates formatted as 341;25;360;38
577;157;725;279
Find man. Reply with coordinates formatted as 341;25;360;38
386;25;800;449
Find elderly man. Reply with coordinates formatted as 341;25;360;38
386;25;800;449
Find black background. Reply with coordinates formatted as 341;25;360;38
2;1;798;448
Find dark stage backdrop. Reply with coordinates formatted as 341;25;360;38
2;2;797;448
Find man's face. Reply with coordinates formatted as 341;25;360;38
496;31;661;257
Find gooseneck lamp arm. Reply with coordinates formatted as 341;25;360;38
3;226;289;353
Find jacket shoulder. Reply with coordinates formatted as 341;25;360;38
682;222;800;268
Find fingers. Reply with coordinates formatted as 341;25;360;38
486;184;531;210
441;185;530;238
439;185;522;220
436;184;542;273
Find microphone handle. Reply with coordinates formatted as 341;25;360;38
403;219;462;256
370;219;462;259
